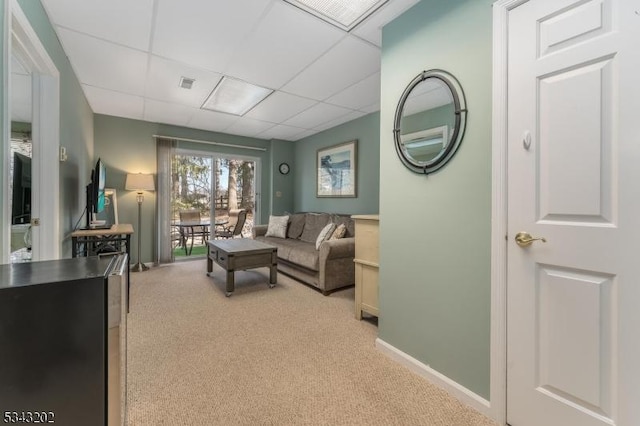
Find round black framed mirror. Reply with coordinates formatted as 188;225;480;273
393;69;467;174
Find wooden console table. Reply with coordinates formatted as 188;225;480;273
71;224;134;258
352;215;379;319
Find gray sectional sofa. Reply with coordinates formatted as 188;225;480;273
252;212;355;295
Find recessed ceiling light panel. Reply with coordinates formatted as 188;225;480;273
284;0;388;31
201;77;273;116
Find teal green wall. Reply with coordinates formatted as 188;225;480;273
379;0;493;399
270;139;295;216
93;114;278;264
293;112;380;214
3;0;94;258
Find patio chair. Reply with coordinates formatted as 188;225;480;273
179;209;210;249
171;224;187;256
215;209;247;239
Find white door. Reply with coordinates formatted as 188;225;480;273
506;1;640;425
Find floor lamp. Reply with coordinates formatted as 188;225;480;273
125;173;155;272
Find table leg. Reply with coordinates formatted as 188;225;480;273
206;244;213;275
269;263;277;288
225;270;235;297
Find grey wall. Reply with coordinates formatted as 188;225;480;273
293;112;380;214
379;0;493;399
93;114;279;264
2;0;94;258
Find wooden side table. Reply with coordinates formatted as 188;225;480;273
352;215;379;319
71;223;134;312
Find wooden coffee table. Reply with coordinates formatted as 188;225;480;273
207;239;278;297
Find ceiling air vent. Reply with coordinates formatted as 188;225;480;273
179;77;195;89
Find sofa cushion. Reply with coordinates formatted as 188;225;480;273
265;215;289;238
287;213;306;239
287;241;321;271
255;236;320;271
299;213;331;243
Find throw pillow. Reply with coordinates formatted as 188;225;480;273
265;215;289;238
329;223;346;240
315;223;336;250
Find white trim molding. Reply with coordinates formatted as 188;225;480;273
9;0;60;261
375;338;492;419
491;1;529;425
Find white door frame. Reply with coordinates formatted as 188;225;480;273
2;0;60;262
490;0;529;424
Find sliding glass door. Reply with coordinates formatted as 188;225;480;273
168;150;258;261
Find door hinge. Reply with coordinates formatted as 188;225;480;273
31;218;40;226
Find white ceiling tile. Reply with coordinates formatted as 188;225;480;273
83;85;144;120
143;99;195;127
326;72;380;109
359;102;380;114
187;109;239;134
281;36;381;100
57;28;148;95
351;0;419;46
145;56;222;108
313;110;367;132
152;0;271;73
292;129;320;141
226;2;344;89
283;102;353;129
245;92;316;123
256;124;307;141
41;0;154;50
225;117;276;138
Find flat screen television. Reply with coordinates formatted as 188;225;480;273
86;158;107;228
11;153;31;225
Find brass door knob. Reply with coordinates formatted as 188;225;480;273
515;232;547;247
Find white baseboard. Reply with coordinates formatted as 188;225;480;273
375;338;494;420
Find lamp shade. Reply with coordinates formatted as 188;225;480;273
125;173;155;192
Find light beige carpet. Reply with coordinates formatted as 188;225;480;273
126;260;497;426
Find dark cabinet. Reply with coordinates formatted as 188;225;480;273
0;256;127;426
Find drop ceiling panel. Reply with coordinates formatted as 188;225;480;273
326;72;380;109
152;0;271;73
187;109;239;134
144;99;194;127
226;1;344;89
57;28;148;95
83;85;144;120
42;0;154;50
245;91;316;123
359;102;380;114
281;36;381;100
145;56;222;108
351;0;419;46
314;110;367;132
225;117;276;138
256;124;307;141
283;102;352;129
